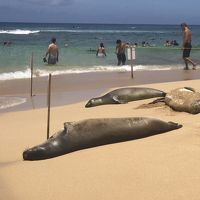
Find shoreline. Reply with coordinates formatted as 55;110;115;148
1;69;200;112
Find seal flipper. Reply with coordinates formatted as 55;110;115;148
184;87;196;92
149;97;165;104
112;95;128;104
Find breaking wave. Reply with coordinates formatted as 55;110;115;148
0;65;180;81
0;29;40;35
0;97;26;110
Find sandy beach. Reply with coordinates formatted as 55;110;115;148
1;70;200;200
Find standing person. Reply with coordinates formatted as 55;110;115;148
96;43;106;57
44;37;59;65
115;40;129;65
181;23;197;70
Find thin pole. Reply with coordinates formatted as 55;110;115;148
30;52;33;97
130;47;134;79
47;73;52;140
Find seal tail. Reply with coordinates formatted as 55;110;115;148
168;121;183;129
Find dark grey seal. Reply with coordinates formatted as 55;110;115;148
23;117;182;161
85;87;166;107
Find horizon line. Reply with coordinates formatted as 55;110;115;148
0;21;200;26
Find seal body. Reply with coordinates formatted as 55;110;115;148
85;87;166;107
23;117;182;161
165;87;200;114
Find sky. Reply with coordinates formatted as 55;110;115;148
0;0;200;24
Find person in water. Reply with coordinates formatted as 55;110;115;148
96;43;106;57
44;37;59;65
181;23;197;70
115;40;129;65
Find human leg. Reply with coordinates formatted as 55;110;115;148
183;58;189;70
182;43;197;69
117;54;122;65
121;53;126;65
185;57;197;69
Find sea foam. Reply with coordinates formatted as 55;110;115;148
0;97;26;110
0;29;40;35
0;65;178;81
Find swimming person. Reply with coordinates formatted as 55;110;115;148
181;23;197;70
115;40;129;65
44;37;59;65
96;43;106;57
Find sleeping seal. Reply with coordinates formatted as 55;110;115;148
23;117;182;161
164;87;200;114
85;87;166;107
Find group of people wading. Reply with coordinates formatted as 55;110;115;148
44;23;197;70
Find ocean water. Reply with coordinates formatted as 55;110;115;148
1;22;200;80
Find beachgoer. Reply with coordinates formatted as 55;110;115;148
164;40;171;47
87;48;96;52
142;41;146;47
44;37;59;65
115;40;129;65
172;40;179;46
96;43;106;57
3;41;12;46
181;23;197;70
133;43;138;47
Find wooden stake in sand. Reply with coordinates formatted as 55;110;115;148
47;73;52;139
30;52;34;97
127;47;135;79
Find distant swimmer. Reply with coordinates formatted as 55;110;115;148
44;37;59;65
115;40;129;65
3;41;12;46
64;43;68;47
87;48;96;52
96;43;106;57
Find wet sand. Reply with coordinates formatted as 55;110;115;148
1;69;200;112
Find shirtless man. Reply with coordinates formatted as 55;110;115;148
115;40;129;65
181;23;196;70
44;37;59;65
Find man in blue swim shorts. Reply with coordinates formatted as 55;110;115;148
115;40;129;66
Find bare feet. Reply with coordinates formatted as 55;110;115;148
192;64;197;70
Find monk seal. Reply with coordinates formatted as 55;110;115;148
165;87;200;114
85;87;166;107
151;87;200;114
23;117;182;161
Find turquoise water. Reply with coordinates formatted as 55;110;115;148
1;22;200;80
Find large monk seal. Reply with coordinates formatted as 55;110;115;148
23;117;182;161
85;87;166;107
164;87;200;114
